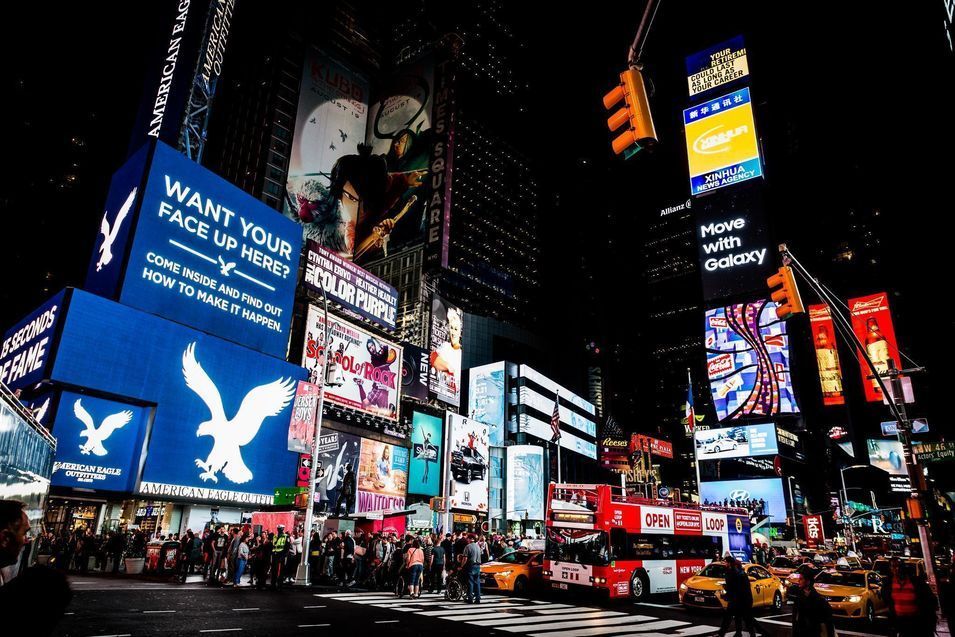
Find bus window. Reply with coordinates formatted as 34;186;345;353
620;534;723;561
546;527;609;566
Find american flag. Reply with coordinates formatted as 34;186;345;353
550;393;561;443
685;369;696;432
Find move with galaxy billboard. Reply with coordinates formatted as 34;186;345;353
705;299;799;421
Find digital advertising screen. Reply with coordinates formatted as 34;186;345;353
686;35;750;98
506;445;545;521
356;439;409;513
285;49;370;258
114;141;302;358
447;414;489;513
303;241;398;330
867;439;907;476
700;478;787;523
50;290;306;506
0;289;65;391
694;423;778;460
809;304;846;406
287;381;321;454
684;87;762;196
705;299;799;421
848;293;901;403
313;429;362;514
429;295;463;407
400;343;430;403
408;411;443;497
467;361;506;446
302;305;403;423
50;392;151;493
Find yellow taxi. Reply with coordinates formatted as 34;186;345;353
813;568;887;622
480;549;543;593
768;555;809;579
680;562;786;610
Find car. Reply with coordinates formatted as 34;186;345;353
450;445;487;483
680;562;786;611
480;549;544;593
700;437;739;454
872;557;925;579
813;568;887;622
768;555;808;579
786;561;823;586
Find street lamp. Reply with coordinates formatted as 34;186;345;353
840;465;868;553
294;281;330;587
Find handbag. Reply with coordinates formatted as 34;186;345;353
354;545;366;557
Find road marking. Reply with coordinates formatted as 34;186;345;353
446;612;525;622
199;630;243;634
232;608;260;611
531;606;598;614
298;624;331;628
616;626;715;637
532;620;685;637
416;602;527;616
634;603;682;609
760;613;791;619
65;612;75;616
143;610;176;614
374;620;400;624
501;616;658;634
469;611;628;627
303;605;327;609
89;634;131;637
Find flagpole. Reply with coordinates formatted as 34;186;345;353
557;436;562;483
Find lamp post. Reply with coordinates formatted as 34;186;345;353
294;282;330;587
840;465;868;553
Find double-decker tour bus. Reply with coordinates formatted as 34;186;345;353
543;483;752;600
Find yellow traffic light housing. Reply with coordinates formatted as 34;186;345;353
766;266;805;320
603;69;657;156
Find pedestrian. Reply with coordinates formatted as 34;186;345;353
233;534;250;588
254;534;272;590
788;573;834;637
460;533;483;604
208;526;228;586
225;527;241;586
404;538;425;599
308;531;322;586
428;535;445;593
286;529;303;584
716;554;756;637
271;526;289;589
884;557;938;637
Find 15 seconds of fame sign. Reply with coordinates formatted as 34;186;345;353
694;186;773;301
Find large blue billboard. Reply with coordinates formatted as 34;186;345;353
51;391;151;493
86;141;302;358
467;362;506;446
0;290;65;391
408;412;443;497
50;289;306;505
700;478;787;525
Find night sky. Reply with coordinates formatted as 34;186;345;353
3;3;952;445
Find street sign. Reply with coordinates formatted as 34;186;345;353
273;486;308;505
915;441;955;464
881;418;929;436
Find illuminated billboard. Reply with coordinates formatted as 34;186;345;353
408;411;443;497
356;439;409;513
86;141;302;358
705;300;799;421
313;429;361;514
686;36;750;98
400;343;430;403
808;304;846;406
0;290;65;391
50;290;306;505
700;478;786;523
285;49;370;258
302;305;403;423
684;87;762;196
429;295;463;407
50;392;150;493
467;362;506;446
694;424;778;460
447;414;489;513
506;445;545;521
848;293;901;403
867;439;906;476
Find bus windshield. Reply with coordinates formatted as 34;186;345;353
546;527;609;566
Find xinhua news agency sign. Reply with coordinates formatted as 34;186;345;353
684;88;763;196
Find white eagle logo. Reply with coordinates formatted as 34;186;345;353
32;398;51;423
74;399;133;456
95;187;137;272
183;342;296;484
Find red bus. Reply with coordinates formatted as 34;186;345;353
543;483;752;600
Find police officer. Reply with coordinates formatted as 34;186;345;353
270;525;289;589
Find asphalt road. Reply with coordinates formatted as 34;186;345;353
53;575;895;637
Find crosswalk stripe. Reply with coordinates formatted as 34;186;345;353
497;615;656;634
468;611;626;627
415;602;526;616
531;605;596;614
530;620;684;637
614;625;714;637
445;612;523;622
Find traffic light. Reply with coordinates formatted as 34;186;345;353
766;266;804;319
906;498;924;520
603;69;657;157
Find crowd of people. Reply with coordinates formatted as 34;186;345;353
703;497;768;519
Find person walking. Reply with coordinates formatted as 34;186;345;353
404;538;425;599
428;536;445;593
271;526;289;589
208;527;228;586
341;530;356;585
884;557;939;637
716;554;756;637
460;534;483;604
788;573;835;637
233;534;250;588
